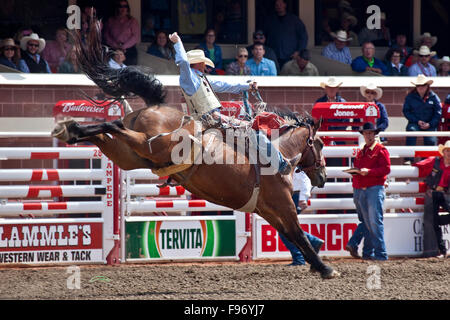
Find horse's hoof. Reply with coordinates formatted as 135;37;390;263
321;269;340;279
309;266;319;273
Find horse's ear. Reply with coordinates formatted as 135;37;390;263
313;117;323;133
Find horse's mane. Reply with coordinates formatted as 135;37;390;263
262;105;315;131
72;19;166;106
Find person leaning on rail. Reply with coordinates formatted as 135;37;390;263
412;140;450;258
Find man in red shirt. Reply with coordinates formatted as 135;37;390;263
413;140;450;257
350;122;391;260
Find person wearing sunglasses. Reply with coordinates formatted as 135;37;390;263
0;38;24;72
225;48;251;75
18;33;51;73
104;0;139;66
408;46;437;77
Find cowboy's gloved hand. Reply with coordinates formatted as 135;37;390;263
169;32;180;43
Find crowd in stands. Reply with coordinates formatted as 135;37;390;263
0;0;449;78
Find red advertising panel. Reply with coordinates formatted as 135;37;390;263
0;221;103;264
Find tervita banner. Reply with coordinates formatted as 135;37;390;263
126;218;236;261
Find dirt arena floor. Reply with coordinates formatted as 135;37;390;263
0;257;448;301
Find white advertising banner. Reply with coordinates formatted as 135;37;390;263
253;213;450;259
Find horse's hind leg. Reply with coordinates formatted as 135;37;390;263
258;198;339;279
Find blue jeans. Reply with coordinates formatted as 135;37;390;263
405;123;437;162
279;192;323;265
249;130;287;174
353;186;388;260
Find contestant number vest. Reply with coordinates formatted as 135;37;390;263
182;74;222;116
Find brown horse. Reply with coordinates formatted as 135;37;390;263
52;23;339;279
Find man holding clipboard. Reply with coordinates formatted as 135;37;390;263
344;122;391;260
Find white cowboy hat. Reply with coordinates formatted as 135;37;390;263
438;140;450;156
330;30;353;42
419;32;438;47
20;33;46;53
186;49;214;68
360;83;383;100
413;45;436;57
410;74;433;86
436;56;450;69
320;77;343;88
341;12;358;26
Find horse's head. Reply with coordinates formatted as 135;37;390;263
298;118;326;188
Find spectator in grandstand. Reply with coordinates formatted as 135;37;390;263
358;12;391;47
339;13;359;47
279;170;324;266
348;122;391;261
321;30;353;65
13;27;33;46
385;48;409;76
103;0;139;66
436;56;450;77
408;46;437;77
264;0;308;69
226;47;251;76
0;38;23;72
141;15;156;43
403;75;442;164
246;43;277;76
351;42;388;75
412;140;450;258
42;27;72;73
417;32;439;61
246;30;280;74
58;48;81;74
390;33;412;65
108;48;127;69
280;49;319;76
360;84;389;135
18;33;51;73
147;30;175;61
197;28;224;75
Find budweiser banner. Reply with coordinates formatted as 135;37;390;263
53;100;124;120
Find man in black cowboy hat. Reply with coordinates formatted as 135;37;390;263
345;122;390;260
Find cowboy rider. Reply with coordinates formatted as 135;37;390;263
169;32;299;175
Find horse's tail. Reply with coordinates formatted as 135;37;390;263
72;19;166;106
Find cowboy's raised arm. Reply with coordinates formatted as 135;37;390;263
169;32;198;96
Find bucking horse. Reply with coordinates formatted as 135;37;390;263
52;21;339;279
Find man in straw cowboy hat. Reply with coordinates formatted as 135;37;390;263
345;122;391;261
316;77;348;132
169;32;298;175
402;74;442;164
412;140;450;258
408;46;437;77
360;83;389;137
18;32;51;73
321;30;353;65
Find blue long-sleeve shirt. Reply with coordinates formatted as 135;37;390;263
351;56;388;75
174;41;249;97
374;100;389;131
402;90;442;130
